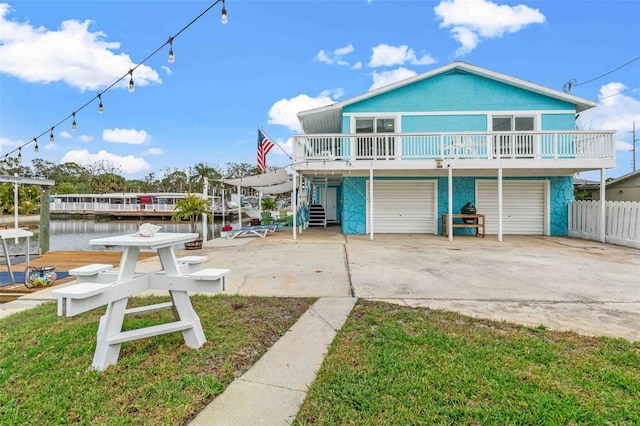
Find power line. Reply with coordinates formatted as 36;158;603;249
563;55;640;93
4;0;228;162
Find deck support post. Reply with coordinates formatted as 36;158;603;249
293;171;297;240
447;166;453;242
369;166;374;241
498;167;503;242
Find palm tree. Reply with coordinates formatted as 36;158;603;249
171;193;212;234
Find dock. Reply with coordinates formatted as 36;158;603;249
0;251;158;302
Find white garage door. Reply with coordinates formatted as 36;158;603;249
367;180;437;233
476;180;547;235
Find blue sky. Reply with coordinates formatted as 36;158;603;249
1;0;639;181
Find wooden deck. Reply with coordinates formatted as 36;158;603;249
0;251;158;302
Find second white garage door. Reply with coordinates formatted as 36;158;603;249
476;180;548;235
367;180;437;233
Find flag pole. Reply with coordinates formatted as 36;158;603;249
259;125;292;160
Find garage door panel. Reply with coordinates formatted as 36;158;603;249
477;181;545;235
368;181;436;233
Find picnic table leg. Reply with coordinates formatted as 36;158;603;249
92;297;128;371
170;290;206;348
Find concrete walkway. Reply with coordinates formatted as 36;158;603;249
2;228;639;425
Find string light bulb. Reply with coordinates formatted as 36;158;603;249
128;70;135;92
17;147;22;162
98;93;104;113
49;127;55;143
221;0;227;24
72;112;77;130
168;37;175;63
34;138;39;153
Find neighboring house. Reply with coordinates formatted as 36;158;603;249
291;61;616;239
574;170;640;202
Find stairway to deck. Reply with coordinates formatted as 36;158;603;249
308;204;327;228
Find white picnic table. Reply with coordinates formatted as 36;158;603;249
52;232;229;371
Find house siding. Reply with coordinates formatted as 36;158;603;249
340;175;573;236
343;71;574;114
402;115;487;132
541;113;575;131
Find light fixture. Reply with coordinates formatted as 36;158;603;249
98;94;104;113
168;37;174;63
72;112;77;130
17;147;22;162
49;127;55;143
34;138;39;153
221;0;227;24
128;69;135;92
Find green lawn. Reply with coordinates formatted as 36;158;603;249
294;300;640;425
0;295;314;425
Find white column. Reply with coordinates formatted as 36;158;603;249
293;171;297;240
369;167;374;241
448;167;453;242
237;184;242;230
498;167;503;242
600;168;606;243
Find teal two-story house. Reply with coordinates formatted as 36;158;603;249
291;62;615;240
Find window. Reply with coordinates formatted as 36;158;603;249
355;117;395;158
492;115;535;158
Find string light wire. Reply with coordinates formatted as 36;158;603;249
5;0;228;161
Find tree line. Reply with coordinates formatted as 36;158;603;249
0;158;274;215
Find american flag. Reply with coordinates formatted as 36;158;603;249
257;128;275;172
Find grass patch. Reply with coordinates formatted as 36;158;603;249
294;300;640;425
0;295;314;425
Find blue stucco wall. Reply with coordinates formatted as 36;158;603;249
341;177;367;234
343;71;574;114
340;175;573;236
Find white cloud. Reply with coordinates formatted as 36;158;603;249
268;90;343;132
79;135;93;143
369;67;417;91
145;147;164;155
434;0;545;56
59;130;72;139
60;149;150;174
103;128;150;144
352;61;363;70
578;82;640;152
161;65;172;75
0;4;161;91
0;136;19;153
314;44;356;67
368;44;436;68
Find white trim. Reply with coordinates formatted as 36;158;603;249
345;110;575;118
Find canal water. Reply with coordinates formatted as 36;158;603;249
5;219;230;254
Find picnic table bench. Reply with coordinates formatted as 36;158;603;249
51;232;229;371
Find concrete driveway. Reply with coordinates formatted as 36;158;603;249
197;228;639;341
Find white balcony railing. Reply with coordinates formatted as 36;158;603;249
293;131;615;164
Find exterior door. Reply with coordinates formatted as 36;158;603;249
326;188;337;221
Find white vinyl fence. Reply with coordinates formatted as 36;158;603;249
568;200;640;249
